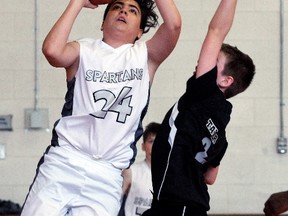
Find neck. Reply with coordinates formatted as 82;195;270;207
145;158;151;168
103;31;136;48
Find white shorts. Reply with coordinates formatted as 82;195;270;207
21;145;123;216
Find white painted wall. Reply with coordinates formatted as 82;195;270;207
0;0;287;214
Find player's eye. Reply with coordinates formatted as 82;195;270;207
129;8;138;15
112;4;122;10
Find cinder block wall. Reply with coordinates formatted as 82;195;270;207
0;0;287;214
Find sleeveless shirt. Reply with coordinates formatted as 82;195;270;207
125;161;153;216
51;39;150;169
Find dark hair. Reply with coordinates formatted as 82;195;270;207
103;0;158;34
221;43;255;99
143;122;161;142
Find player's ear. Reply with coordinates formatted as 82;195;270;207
101;21;104;31
136;29;143;40
218;76;234;88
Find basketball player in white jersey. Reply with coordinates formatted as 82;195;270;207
20;0;181;215
118;122;160;216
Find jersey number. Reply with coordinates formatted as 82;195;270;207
195;137;211;164
90;87;133;123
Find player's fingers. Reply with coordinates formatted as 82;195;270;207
84;0;99;9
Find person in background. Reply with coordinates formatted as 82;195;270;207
21;0;181;215
119;122;161;216
264;191;288;216
143;0;255;215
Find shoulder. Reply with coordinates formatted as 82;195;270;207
184;66;218;99
132;40;148;53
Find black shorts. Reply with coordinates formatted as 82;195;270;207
142;200;207;216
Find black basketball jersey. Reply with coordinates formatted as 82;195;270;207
151;67;232;210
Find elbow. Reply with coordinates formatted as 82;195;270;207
172;17;182;35
205;177;216;185
168;22;181;43
42;40;53;58
174;24;182;38
203;166;219;185
42;42;61;67
165;16;182;37
42;41;56;60
174;17;182;31
207;23;230;39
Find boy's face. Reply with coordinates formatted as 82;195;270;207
142;133;156;163
102;0;143;40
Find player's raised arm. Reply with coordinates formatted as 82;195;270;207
196;0;237;78
42;0;100;69
147;0;181;79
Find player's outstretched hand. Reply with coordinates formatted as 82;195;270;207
264;191;288;216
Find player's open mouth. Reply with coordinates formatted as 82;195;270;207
117;17;127;23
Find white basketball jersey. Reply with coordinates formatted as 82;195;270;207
53;39;150;169
125;161;153;216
